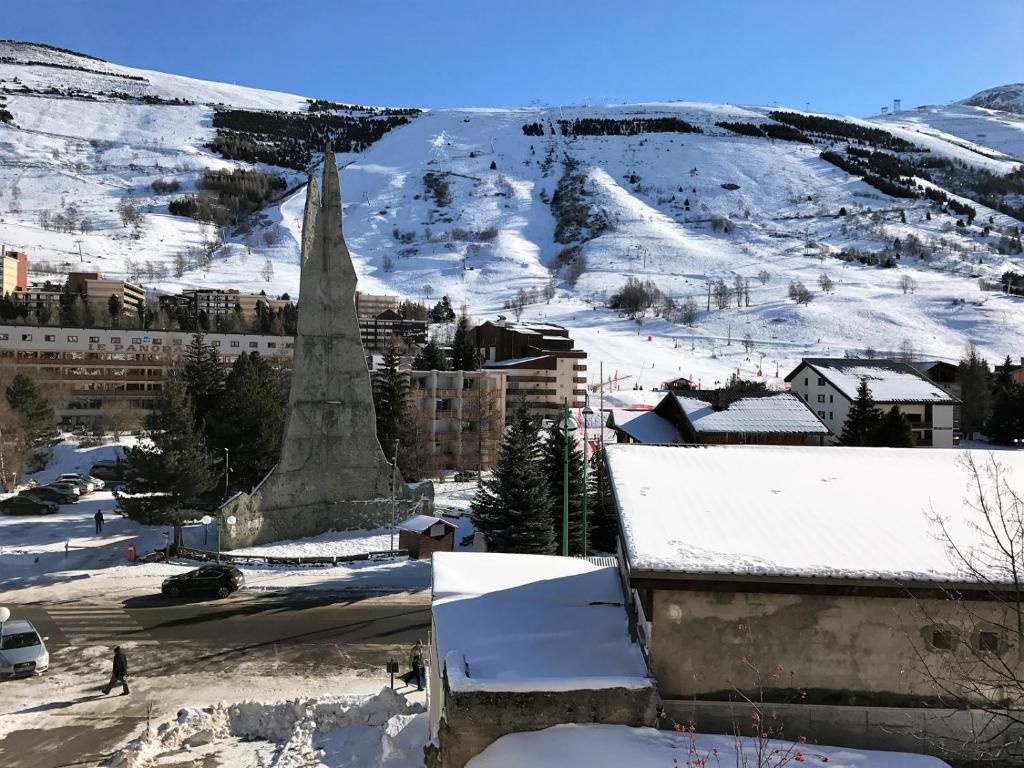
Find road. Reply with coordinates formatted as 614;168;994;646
0;589;431;768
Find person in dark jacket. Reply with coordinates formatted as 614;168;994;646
102;646;130;695
409;640;425;691
94;509;104;534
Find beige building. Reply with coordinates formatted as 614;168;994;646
473;320;587;419
67;271;146;316
408;368;506;471
1;248;28;297
182;288;290;322
606;443;1024;757
0;324;292;426
786;358;959;447
355;291;400;318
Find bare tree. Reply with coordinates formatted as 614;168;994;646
712;280;732;310
679;296;700;327
817;273;834;293
900;274;917;294
261;258;275;283
788;280;813;305
734;274;745;308
743;332;754;353
757;269;771;285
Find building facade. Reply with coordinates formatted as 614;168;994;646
67;272;146;316
0;324;292;426
473;320;587;419
181;288;290;322
786;358;959;447
1;248;28;296
359;309;428;352
355;291;400;318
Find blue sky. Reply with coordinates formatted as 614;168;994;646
5;1;1022;115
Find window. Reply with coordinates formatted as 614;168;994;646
804;377;808;386
817;410;825;418
829;395;833;403
111;337;121;344
928;629;953;651
817;377;825;386
230;341;240;348
286;342;294;349
211;340;221;348
44;335;55;342
978;631;1000;653
0;333;7;341
89;336;100;343
249;341;258;348
268;342;277;349
21;334;31;341
132;338;142;344
67;335;78;343
817;394;826;403
152;338;163;345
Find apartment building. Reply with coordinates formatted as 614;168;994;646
1;248;28;297
181;288;291;321
67;272;146;316
786;358;959;447
472;320;587;418
355;292;400;318
11;281;63;320
0;324;293;426
359;309;428;352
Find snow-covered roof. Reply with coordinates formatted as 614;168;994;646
675;393;829;434
431;552;652;693
609;409;680;443
397;514;456;533
606;444;1024;583
792;359;956;403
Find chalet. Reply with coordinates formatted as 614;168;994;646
605;443;1024;758
607;391;829;445
786;358;959;447
397;514;456;560
428;552;656;768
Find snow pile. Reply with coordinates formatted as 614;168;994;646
111;687;426;768
607;444;1024;582
432;552;652;692
466;723;951;768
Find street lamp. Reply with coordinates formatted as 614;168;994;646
223;448;230;501
201;514;236;563
582;395;594;556
390;439;400;555
0;607;9;649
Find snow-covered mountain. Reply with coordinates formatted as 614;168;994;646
961;83;1024;115
2;41;1022;389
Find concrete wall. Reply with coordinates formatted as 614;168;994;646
648;589;1023;704
436;674;658;768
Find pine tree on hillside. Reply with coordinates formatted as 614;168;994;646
430;295;456;323
5;372;57;449
372;343;408;457
182;332;225;434
839;379;883;446
987;358;1024;444
957;346;991;439
413;339;448;371
539;424;586;555
471;401;555;554
214;352;286;491
451;314;479;371
872;406;915;447
587;447;619;554
119;378;216;548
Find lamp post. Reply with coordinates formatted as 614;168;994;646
0;606;9;649
582;395;594;556
201;515;213;556
562;397;569;557
223;448;230;501
390;439;400;555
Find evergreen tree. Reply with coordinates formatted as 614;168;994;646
539;424;586;555
107;294;122;326
182;332;225;434
987;363;1024;444
429;295;456;323
839;379;882;446
451;314;479;371
587;446;619;554
214;352;286;490
398;397;434;481
5;372;57;449
372;344;408;457
413;339;448;371
957;346;991;439
119;378;217;547
471;401;555;554
871;406;915;447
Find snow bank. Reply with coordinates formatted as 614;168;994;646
466;724;951;768
111;687;426;768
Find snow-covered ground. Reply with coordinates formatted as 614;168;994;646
3;43;1023;398
466;723;951;768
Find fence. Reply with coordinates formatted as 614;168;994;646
173;546;409;567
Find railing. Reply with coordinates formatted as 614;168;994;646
174;546;409;566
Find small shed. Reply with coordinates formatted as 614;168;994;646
398;515;457;560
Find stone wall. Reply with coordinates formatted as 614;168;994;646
436;674;658;768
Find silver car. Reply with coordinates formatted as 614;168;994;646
0;619;50;677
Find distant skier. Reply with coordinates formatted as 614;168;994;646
102;646;130;695
94;509;104;534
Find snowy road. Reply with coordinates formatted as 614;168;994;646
0;591;430;767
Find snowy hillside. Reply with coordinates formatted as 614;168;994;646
2;41;1023;390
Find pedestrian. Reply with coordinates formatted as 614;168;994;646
102;645;130;695
409;639;425;691
94;509;104;534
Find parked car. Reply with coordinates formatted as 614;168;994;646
56;473;102;493
0;620;50;677
0;496;58;515
161;565;245;599
47;482;82;498
19;486;77;505
90;460;130;481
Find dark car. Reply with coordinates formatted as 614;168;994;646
90;460;130;481
19;486;77;505
161;565;245;599
0;496;58;516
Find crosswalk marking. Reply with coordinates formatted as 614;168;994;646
46;603;158;646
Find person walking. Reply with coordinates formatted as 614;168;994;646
101;646;130;695
94;509;104;534
409;640;425;691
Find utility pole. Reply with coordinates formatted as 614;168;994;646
562;397;569;557
390;439;400;554
582;394;593;555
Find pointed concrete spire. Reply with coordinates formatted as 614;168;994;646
300;173;319;266
316;145;356;284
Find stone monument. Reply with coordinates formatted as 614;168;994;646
220;150;429;549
